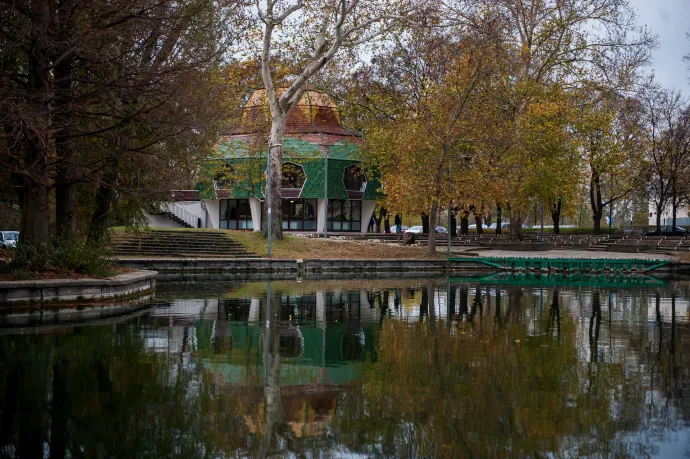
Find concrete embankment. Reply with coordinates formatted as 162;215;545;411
115;257;690;280
0;269;157;305
117;257;501;278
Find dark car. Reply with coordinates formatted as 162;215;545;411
645;226;688;236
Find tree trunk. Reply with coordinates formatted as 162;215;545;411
20;0;52;247
374;207;386;233
87;158;118;243
495;204;502;235
427;203;438;255
590;171;603;234
450;213;457;237
460;214;469;235
550;199;561;234
592;209;602;234
263;114;286;240
671;179;677;234
656;205;662;232
475;215;483;235
384;215;391;233
54;2;76;241
55;152;76;240
258;291;282;459
421;213;429;234
509;208;525;240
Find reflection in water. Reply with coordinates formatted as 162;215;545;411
1;277;690;457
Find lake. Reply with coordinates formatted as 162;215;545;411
1;273;689;458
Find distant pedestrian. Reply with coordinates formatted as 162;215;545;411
368;215;376;233
395;214;402;235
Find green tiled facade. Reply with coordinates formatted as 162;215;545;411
204;137;381;201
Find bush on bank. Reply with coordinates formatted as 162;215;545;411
0;239;115;279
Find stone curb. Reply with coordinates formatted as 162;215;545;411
0;269;157;304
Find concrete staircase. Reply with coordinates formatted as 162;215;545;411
109;230;260;258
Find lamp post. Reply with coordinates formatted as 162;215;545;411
324;148;329;239
267;143;282;257
540;200;544;241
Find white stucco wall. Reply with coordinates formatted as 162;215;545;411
204;200;220;229
249;198;263;232
317;199;327;233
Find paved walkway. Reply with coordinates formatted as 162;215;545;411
451;248;676;261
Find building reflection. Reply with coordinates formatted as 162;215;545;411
2;278;690;457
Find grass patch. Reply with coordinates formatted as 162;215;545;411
229;231;444;259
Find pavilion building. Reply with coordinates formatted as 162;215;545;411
149;88;379;233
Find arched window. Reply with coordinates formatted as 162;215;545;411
282;162;306;189
343;165;366;191
214;164;234;190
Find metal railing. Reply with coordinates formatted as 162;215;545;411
164;202;198;228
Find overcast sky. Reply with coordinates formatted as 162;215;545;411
629;0;689;92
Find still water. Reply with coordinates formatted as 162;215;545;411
1;274;690;458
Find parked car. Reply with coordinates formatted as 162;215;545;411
390;225;409;234
645;226;688;236
0;231;19;249
404;226;446;234
405;226;424;234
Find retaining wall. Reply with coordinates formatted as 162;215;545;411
118;257;494;276
0;270;157;305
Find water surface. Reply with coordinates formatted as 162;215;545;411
1;274;690;458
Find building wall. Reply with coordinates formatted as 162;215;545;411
249;198;263;231
648;202;690;226
205;200;220;229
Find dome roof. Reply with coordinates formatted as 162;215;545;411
238;88;356;137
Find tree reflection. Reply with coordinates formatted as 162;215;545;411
1;280;690;457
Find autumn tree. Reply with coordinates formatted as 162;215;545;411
576;93;646;233
445;0;654;238
355;26;506;254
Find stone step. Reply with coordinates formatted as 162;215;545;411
108;229;258;258
110;241;245;248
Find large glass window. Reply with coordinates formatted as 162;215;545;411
328;200;361;232
219;199;255;230
282;198;317;231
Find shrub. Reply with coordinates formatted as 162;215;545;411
2;239;115;277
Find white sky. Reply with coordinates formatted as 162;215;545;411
629;0;690;92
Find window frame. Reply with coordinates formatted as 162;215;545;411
327;199;362;232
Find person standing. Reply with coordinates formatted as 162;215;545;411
368;215;376;233
395;214;402;234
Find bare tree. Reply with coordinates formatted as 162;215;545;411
252;0;423;239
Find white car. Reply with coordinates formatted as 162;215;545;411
405;226;447;234
0;231;19;248
404;226;424;234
